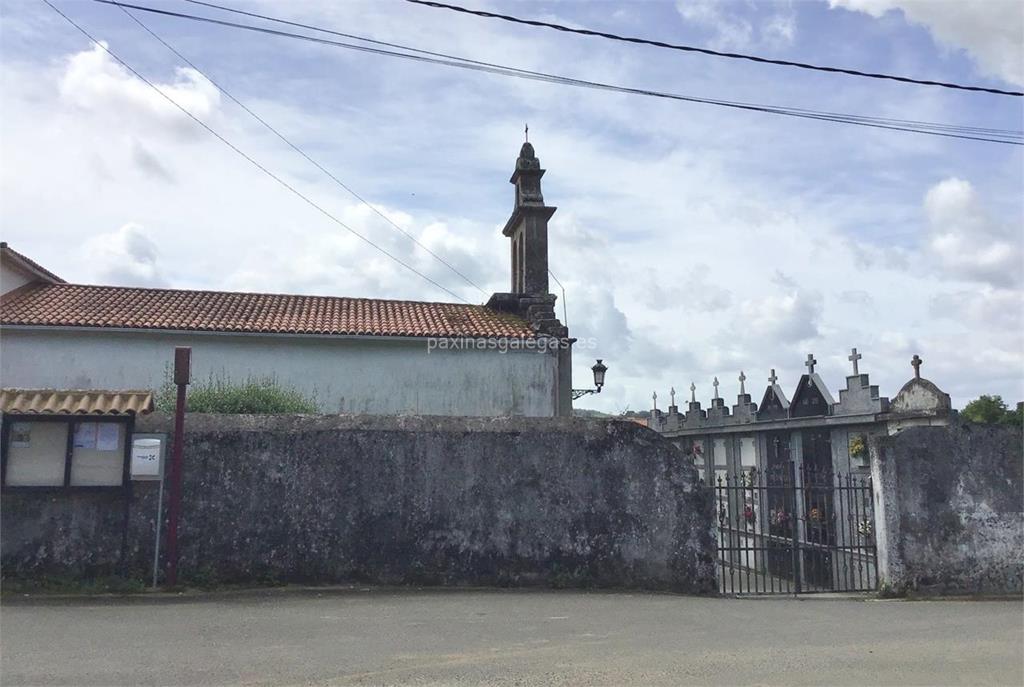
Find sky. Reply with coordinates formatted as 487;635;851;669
1;0;1022;414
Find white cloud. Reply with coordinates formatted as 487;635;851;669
59;42;221;137
131;140;175;183
829;0;1024;85
677;0;753;50
763;12;797;48
676;0;796;51
738;272;823;344
930;287;1024;331
84;223;166;287
648;263;733;312
923;178;1021;288
1;2;1021;414
836;290;876;312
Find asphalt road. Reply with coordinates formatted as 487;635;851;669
2;589;1021;686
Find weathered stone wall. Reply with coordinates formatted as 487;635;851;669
1;414;716;593
871;422;1023;595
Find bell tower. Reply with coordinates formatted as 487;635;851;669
503;141;555;295
486;137;572;417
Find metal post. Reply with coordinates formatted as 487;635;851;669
152;475;164;589
790;462;801;595
165;347;190;587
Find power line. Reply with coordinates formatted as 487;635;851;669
175;0;1019;139
169;0;1020;139
93;1;1023;145
403;0;1024;98
42;0;473;305
116;4;489;297
143;3;578;321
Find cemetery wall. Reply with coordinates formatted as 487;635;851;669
871;422;1023;595
1;414;716;593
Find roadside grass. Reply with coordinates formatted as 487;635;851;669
1;568;287;597
2;574;147;596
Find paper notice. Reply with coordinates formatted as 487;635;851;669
97;423;120;452
74;423;97;449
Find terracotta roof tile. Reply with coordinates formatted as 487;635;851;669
0;388;153;415
0;284;535;339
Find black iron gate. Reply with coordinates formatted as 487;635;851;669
714;464;878;594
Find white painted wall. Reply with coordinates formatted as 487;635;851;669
0;328;559;417
1;261;32;295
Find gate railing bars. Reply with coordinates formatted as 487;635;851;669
714;464;878;595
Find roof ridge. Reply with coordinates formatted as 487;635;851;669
0;281;536;339
29;281;486;308
0;243;65;284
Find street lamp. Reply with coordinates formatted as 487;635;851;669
572;359;608;400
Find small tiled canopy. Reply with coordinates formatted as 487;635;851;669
0;389;154;415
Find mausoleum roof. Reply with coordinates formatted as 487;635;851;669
0;283;536;340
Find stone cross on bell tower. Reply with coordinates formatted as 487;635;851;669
502;139;556;295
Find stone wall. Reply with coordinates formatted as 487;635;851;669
871;422;1023;595
1;414;716;593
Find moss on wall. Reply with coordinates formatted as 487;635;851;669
2;414;716;593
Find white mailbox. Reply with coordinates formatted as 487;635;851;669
131;436;165;480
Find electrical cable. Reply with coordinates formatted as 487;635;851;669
117;3;489;296
43;0;475;304
173;0;1020;137
403;0;1024;97
93;1;1022;145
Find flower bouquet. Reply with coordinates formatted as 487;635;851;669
857;519;874;538
849;434;869;465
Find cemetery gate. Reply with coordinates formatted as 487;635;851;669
714;463;878;594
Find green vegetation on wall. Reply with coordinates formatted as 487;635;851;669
156;375;318;414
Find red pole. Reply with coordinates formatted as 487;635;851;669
165;347;191;587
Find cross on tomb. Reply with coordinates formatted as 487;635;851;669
670;386;676;406
739;371;746;395
805;354;817;375
524;123;529;142
713;377;720;400
768;369;778;385
848;347;862;376
911;354;923;379
690;382;696;403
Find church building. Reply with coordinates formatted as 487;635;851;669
0;142;574;417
